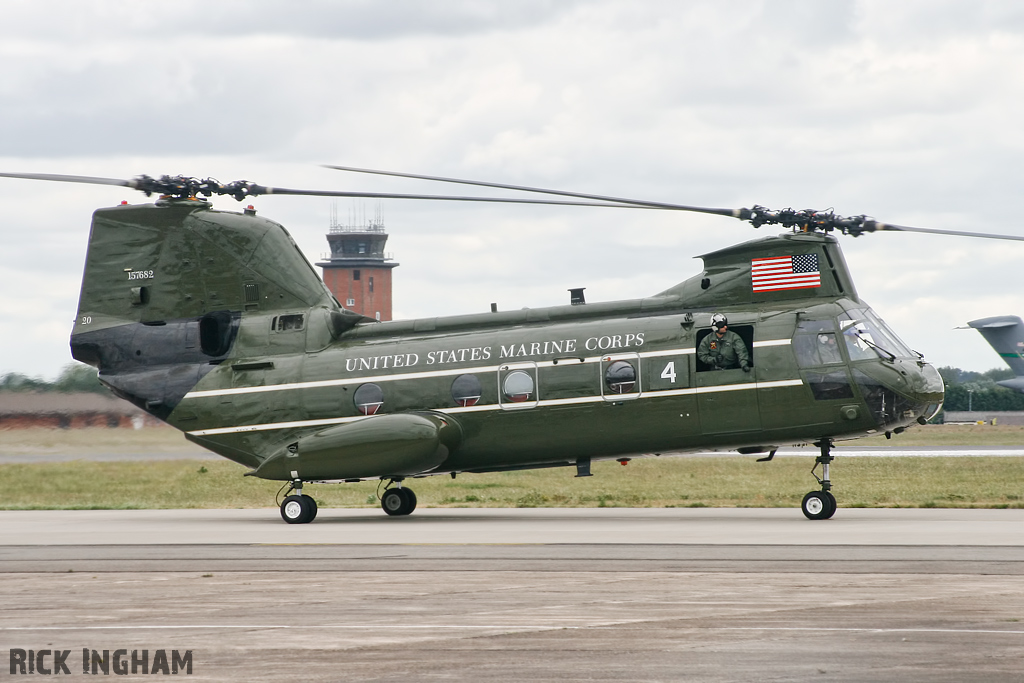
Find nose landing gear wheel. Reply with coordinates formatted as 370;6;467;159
281;494;316;524
801;490;836;520
381;487;417;516
802;439;838;520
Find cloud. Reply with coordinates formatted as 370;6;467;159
3;1;1024;377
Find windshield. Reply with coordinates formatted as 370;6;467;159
838;308;915;361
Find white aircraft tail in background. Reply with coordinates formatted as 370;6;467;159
968;316;1024;392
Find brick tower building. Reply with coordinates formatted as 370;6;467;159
317;209;398;321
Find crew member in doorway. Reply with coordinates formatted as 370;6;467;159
698;313;750;371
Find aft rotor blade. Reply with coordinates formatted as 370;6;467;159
258;186;654;208
260;185;663;206
323;164;742;218
0;172;132;188
866;221;1024;242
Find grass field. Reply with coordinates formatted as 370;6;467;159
1;424;1023;510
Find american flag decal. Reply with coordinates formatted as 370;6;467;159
751;254;821;292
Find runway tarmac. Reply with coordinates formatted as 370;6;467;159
2;507;1023;681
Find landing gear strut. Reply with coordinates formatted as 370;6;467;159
801;440;837;520
280;479;318;524
381;481;417;517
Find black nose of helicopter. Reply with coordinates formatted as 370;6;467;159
902;360;945;422
852;358;944;430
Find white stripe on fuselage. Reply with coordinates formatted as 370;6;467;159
183;340;791;399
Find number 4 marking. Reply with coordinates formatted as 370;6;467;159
661;361;677;384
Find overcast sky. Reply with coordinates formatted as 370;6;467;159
3;0;1024;379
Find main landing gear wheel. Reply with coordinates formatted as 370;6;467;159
381;487;417;516
281;494;316;524
402;488;417;514
303;494;318;522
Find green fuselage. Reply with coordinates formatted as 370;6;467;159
176;298;941;480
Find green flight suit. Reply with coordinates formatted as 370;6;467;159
698;329;750;370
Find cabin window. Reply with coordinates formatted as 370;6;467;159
805;370;855;401
695;324;754;372
354;383;384;415
604;360;636;394
502;370;534;403
794;332;843;367
451;374;482;407
276;314;304;332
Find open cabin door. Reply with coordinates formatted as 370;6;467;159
695;325;761;434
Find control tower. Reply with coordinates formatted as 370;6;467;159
317;207;398;321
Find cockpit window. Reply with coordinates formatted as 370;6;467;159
839;308;914;360
794;332;843;367
864;309;914;357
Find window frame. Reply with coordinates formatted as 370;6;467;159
600;353;641;401
498;362;539;410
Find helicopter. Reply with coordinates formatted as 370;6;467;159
6;167;1018;524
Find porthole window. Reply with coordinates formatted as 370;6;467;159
354;383;383;415
502;370;534;403
452;374;482;407
605;360;637;394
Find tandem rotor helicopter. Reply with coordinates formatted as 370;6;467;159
4;166;1021;524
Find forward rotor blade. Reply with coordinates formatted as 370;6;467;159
866;221;1024;242
0;172;646;208
0;172;131;188
323;164;742;218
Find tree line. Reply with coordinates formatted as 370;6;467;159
0;364;107;394
937;366;1024;412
